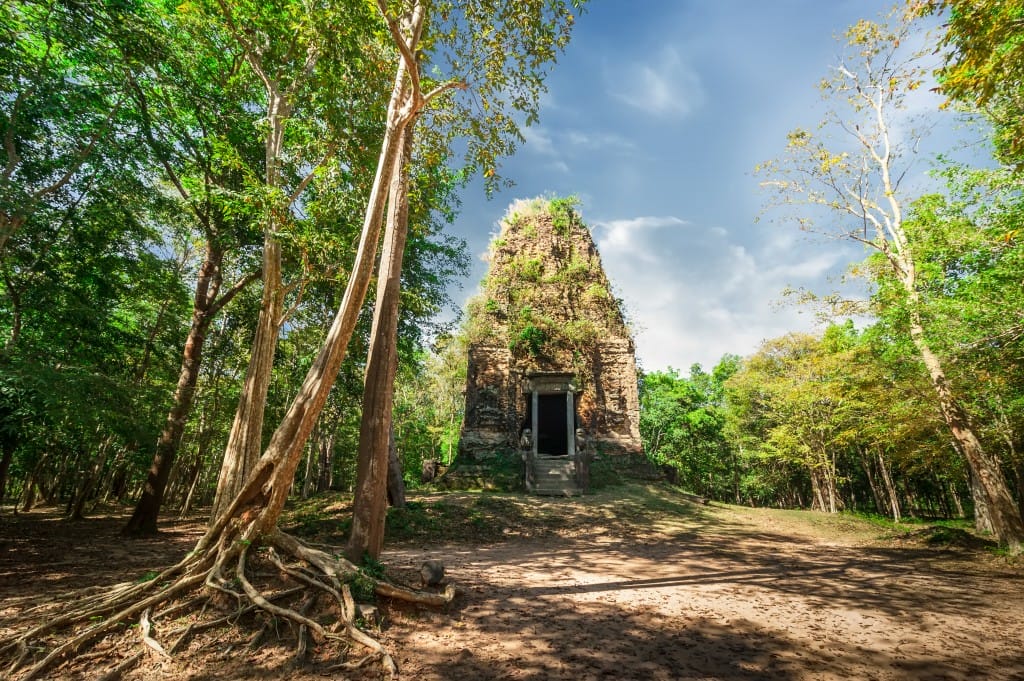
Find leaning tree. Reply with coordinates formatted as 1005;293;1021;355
757;9;1024;550
0;0;584;677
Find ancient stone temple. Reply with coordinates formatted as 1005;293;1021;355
459;197;642;494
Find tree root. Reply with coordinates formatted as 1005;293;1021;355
1;526;454;680
96;650;144;681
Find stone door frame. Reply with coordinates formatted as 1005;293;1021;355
523;373;577;460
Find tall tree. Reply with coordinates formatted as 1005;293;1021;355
345;0;584;560
758;11;1024;550
348;122;414;560
640;364;733;499
202;0;387;523
118;0;265;533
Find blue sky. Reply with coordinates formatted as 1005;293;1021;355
443;1;966;374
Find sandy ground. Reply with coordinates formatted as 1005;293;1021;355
380;503;1024;681
1;490;1023;680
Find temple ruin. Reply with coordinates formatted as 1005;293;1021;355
458;197;642;494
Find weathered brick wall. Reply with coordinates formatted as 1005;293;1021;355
459;198;643;460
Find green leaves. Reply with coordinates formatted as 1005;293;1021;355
640;363;733;499
416;0;585;193
936;0;1024;164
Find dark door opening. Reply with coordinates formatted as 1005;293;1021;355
536;394;569;456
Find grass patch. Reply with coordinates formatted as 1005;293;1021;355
281;483;1000;559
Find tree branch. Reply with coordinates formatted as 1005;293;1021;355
423;79;468;105
30;96;123;203
216;0;274;95
208;269;261;317
288;144;338;207
2;89;29;183
376;0;423;101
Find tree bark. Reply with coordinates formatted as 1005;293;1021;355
210;237;283;522
209;60;300;524
386;428;406;508
0;431;15;508
316;427;334;493
1014;462;1024;521
969;467;995;534
199;22;422;549
876;448;901;523
70;436;112;520
301;440;317;499
860;447;885;514
348;122;413;560
909;314;1023;548
809;467;826;512
948;481;965;518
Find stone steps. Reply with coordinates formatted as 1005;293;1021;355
529;456;581;496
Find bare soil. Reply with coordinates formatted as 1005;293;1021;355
2;485;1023;680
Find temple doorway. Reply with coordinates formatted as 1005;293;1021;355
536;394;570;456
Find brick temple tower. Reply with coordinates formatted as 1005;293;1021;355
458;197;642;493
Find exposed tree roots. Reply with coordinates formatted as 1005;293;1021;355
0;526;455;680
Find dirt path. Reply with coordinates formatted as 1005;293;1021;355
1;488;1023;680
382;497;1024;680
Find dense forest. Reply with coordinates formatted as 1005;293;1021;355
643;1;1024;552
2;1;1024;547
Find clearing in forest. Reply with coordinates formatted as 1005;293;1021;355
1;484;1022;680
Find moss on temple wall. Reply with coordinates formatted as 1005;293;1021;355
459;195;644;467
464;195;631;386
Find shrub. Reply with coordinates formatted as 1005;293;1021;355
511;323;546;357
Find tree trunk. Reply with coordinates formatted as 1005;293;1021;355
210;237;283;522
0;434;15;508
876;448;901;522
209;81;296;524
933;473;952;518
809;467;826;512
732;447;740;504
70;436;112;520
123;245;227;535
201;29;421;548
316;428;334;493
178;462;203;518
860;447;885;514
19;453;47;512
98;446;128;503
896;272;1024;547
822;449;838;513
969;467;995;534
901;478;920;519
301;440;317;499
386;428;406;508
1014;462;1024;521
348;122;412;561
949;481;965;518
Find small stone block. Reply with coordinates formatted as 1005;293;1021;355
357;603;381;628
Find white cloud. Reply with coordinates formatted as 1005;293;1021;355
520;125;571;174
593;216;689;261
606;47;704;118
521;125;556;156
550;160;570;174
767;251;845;280
591;214;848;372
566;130;636;152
